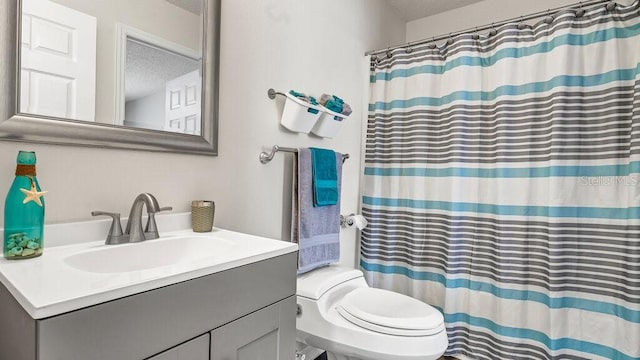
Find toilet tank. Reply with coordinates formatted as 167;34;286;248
297;266;365;300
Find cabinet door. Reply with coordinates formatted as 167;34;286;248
210;296;296;360
149;334;210;360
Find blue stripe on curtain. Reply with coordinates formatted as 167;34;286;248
445;313;634;360
371;25;640;82
369;68;639;112
365;162;640;177
363;196;640;220
362;1;640;359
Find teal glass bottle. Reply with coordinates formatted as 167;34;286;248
3;151;45;260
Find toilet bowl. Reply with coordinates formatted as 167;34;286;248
296;266;448;360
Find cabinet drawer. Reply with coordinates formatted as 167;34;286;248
148;334;210;360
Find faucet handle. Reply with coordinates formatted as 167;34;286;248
144;206;173;239
91;211;125;244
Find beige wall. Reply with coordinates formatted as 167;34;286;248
50;0;201;124
406;0;585;43
0;0;405;268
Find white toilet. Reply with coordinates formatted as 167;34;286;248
296;265;448;360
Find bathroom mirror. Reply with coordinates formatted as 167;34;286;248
0;0;219;155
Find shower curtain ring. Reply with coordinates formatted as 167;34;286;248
429;36;437;49
544;9;554;24
489;23;497;37
472;27;480;40
386;47;393;59
405;42;413;54
446;33;454;45
575;2;585;17
517;16;527;30
371;55;380;65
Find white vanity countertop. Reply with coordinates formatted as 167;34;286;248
0;226;297;319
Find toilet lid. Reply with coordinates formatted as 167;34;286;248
336;288;444;336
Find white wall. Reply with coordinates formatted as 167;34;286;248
124;91;165;131
407;0;582;42
0;0;405;268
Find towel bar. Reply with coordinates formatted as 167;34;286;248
259;145;349;164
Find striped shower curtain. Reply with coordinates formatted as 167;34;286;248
361;2;640;359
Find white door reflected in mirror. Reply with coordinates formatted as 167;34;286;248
165;70;201;135
20;0;97;122
19;0;203;136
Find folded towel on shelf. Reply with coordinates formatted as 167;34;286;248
319;94;333;107
310;147;338;207
319;93;351;116
319;94;343;113
289;90;319;114
291;148;342;274
289;90;318;106
340;102;352;116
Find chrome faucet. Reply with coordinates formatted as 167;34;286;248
92;193;172;245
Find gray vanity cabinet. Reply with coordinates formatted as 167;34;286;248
148;334;210;360
210;296;296;360
147;296;296;360
0;252;297;360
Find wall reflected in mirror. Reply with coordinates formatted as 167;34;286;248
19;0;203;136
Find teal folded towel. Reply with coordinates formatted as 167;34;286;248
289;90;319;114
320;94;352;116
309;148;338;207
319;94;344;113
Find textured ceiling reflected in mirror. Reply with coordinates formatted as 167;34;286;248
124;40;201;134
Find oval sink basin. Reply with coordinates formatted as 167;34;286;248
64;235;238;273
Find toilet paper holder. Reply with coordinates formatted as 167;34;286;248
340;214;368;229
339;214;351;227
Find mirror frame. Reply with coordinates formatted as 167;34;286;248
0;0;219;156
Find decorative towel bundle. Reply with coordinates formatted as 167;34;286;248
289;90;319;114
319;94;352;116
291;148;342;274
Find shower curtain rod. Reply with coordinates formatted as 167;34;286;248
365;0;610;56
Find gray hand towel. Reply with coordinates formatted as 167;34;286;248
291;148;342;274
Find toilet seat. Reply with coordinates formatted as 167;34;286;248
336;288;444;336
